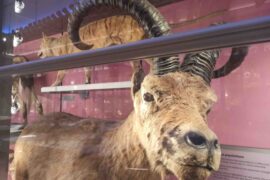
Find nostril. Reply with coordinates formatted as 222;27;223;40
185;132;207;149
213;139;219;149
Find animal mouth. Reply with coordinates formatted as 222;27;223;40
204;164;214;171
165;164;215;180
184;164;214;171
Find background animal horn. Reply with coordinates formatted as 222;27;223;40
213;46;249;78
67;0;180;74
67;0;171;50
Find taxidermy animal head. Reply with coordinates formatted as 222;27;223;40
130;69;221;179
37;33;70;58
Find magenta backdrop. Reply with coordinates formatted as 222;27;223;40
12;0;270;149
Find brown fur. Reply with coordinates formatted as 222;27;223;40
14;71;221;180
38;15;146;86
12;56;43;126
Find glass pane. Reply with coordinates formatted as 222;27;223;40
1;0;270;180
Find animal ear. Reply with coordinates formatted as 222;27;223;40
131;60;145;98
42;32;49;41
207;90;217;104
203;90;217;112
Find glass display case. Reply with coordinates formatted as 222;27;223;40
1;0;270;179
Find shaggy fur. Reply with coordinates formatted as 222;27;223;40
38;15;146;86
14;72;221;180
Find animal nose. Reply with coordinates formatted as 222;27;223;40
185;131;220;150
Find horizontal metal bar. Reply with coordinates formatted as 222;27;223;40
1;15;270;77
41;81;132;93
0;116;11;121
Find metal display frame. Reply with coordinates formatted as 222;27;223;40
1;14;270;180
1;16;270;76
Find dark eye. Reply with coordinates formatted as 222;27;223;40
143;92;154;102
206;109;211;114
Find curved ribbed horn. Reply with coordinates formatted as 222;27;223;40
180;50;220;84
213;46;248;78
180;21;249;84
180;46;249;84
67;0;180;74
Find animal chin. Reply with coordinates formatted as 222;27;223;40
166;174;178;180
166;164;213;180
165;169;178;180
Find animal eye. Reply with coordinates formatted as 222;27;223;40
143;93;154;102
206;109;211;114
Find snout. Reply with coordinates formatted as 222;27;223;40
184;131;221;171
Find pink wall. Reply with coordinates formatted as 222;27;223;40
12;0;270;149
209;44;270;148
